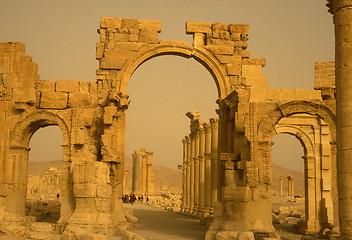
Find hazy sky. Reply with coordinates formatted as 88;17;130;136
1;0;334;171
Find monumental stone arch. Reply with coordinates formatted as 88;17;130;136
0;16;341;239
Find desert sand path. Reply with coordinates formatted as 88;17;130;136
124;203;207;240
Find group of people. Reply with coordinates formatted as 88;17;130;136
122;194;149;204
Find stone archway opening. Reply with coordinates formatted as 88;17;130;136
271;133;304;197
271;132;306;238
125;55;218;199
269;113;335;236
27;125;63;223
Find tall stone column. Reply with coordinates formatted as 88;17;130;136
193;130;200;216
186;136;191;213
327;1;352;238
279;176;283;197
189;133;195;214
203;122;212;217
132;152;141;194
180;138;188;212
146;151;153;195
141;151;147;195
210;118;219;213
198;127;205;217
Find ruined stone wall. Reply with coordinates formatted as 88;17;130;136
0;41;129;235
0;17;339;240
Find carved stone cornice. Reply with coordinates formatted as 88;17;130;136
326;0;352;14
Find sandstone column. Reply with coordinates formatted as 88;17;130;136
193;130;200;216
203;122;212;217
141;151;147;195
327;1;352;238
210;118;219;212
198;127;205;217
288;176;292;197
279;176;283;197
132;152;141;194
146;151;153;195
189;133;195;214
180;138;188;212
186;136;191;213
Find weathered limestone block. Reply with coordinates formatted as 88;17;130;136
215;231;239;240
35;80;55;92
61;225;107;240
205;45;234;55
79;81;90;93
315;61;335;89
0;223;26;237
100;17;122;29
68;92;95;108
226;63;241;76
186;22;212;34
56;79;80;92
100;49;127;70
30;222;53;233
39;91;67;109
73;183;96;198
242;65;262;77
122;18;140;29
215;54;241;64
140;20;162;31
25;231;52;240
96;43;105;59
138;29;159;43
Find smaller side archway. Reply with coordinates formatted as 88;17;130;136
258;102;337;234
5;110;73;225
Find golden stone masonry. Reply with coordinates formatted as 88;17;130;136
0;2;351;238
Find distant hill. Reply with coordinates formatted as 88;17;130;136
27;158;303;195
272;162;304;196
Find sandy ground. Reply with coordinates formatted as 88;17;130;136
125;197;306;240
124;203;207;240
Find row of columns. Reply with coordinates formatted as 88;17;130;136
279;176;294;198
132;149;154;196
180;111;219;218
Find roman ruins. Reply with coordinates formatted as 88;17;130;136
0;0;351;237
279;176;294;198
131;149;154;196
326;1;352;239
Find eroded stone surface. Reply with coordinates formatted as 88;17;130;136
0;16;341;240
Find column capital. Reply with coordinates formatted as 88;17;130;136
210;118;219;128
326;0;352;14
203;122;212;133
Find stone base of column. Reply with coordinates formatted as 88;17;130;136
205;186;279;240
296;219;320;235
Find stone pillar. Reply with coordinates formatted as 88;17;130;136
193;130;200;216
180;138;187;212
189;133;195;214
123;170;129;195
198;127;205;217
132;152;141;194
327;1;352;238
288;176;292;197
203;122;212;217
210;118;219;213
186;136;191;213
279;176;283;197
141;151;147;195
146;151;153;195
